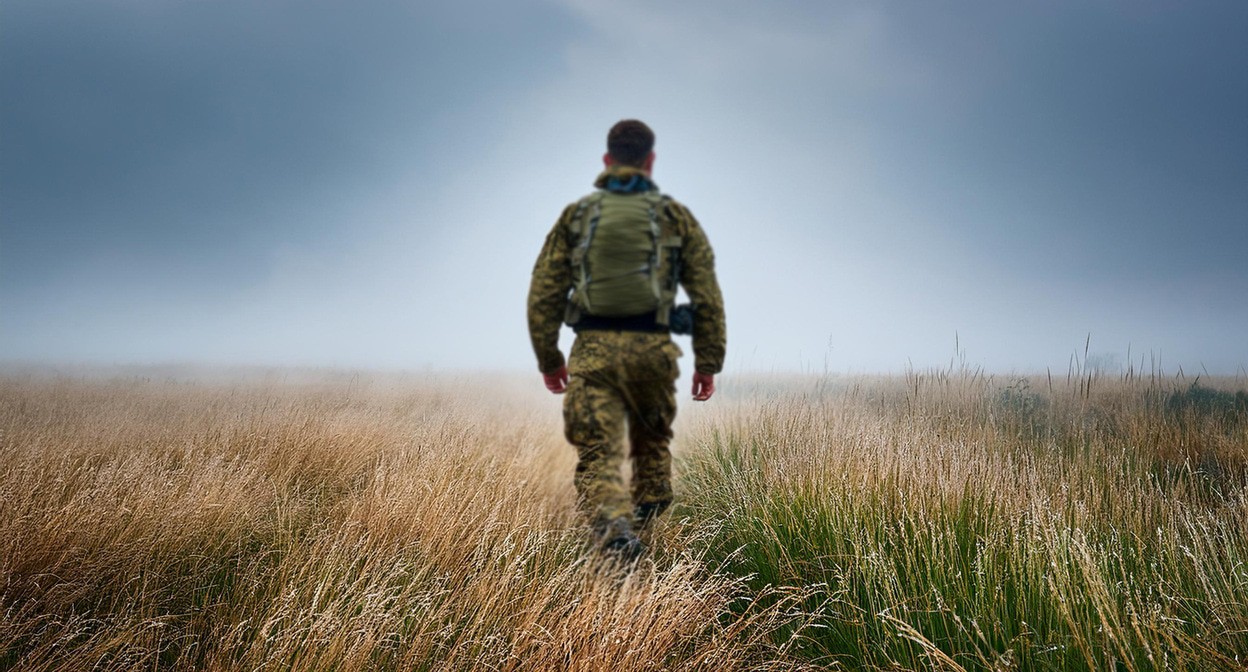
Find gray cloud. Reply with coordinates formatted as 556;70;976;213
2;0;1245;374
2;0;575;289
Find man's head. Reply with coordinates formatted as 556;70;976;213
605;119;655;173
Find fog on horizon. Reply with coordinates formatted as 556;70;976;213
3;1;1246;376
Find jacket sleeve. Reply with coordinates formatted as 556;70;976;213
668;202;726;375
527;204;577;374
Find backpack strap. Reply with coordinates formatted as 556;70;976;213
648;194;682;327
564;192;605;325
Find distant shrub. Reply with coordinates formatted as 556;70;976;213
1165;382;1248;425
995;377;1050;439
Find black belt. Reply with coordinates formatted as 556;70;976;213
573;311;667;334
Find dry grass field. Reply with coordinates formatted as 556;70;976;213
1;366;1245;670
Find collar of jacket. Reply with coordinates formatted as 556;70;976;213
593;165;658;194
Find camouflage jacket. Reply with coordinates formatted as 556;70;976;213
527;165;726;376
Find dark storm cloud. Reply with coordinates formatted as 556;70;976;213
872;2;1248;284
1;0;574;293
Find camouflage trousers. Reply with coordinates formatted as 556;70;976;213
564;330;681;527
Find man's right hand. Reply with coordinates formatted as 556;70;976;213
692;372;715;401
543;366;569;394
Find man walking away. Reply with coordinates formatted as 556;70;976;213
527;119;726;562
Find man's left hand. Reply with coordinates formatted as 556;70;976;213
692;372;715;401
543;366;569;394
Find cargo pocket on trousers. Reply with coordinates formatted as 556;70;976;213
662;341;682;381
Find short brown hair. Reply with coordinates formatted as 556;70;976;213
607;119;655;167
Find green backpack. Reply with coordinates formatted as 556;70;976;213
564;190;683;327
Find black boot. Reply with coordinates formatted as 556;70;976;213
633;500;671;530
596;516;644;563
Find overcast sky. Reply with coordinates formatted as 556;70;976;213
3;0;1246;375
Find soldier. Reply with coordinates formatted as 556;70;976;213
527;119;726;561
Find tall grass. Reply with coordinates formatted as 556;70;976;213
0;372;806;671
678;370;1248;670
2;368;1244;670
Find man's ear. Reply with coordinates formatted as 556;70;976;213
603;152;615;167
642;152;655;173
